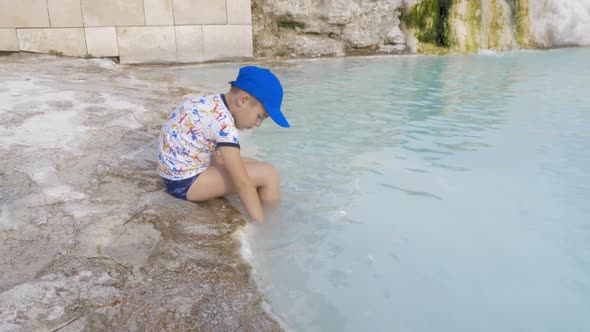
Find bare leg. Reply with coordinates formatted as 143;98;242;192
186;161;280;204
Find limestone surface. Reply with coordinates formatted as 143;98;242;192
0;54;283;332
252;0;409;57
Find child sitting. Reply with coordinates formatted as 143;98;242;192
158;66;290;223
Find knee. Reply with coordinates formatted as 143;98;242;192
262;163;280;186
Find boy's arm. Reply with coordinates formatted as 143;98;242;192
212;150;257;165
218;146;265;223
211;150;224;165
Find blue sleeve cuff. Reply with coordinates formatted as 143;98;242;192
217;142;241;149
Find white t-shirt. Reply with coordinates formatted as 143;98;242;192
158;94;240;180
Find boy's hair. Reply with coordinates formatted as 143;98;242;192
228;84;245;95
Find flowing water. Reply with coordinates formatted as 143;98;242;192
141;48;590;331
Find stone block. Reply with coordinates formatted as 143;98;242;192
174;0;227;25
81;0;145;27
48;0;83;27
227;0;252;25
117;26;176;63
0;29;19;51
202;25;252;60
85;27;118;57
176;26;204;62
17;28;87;56
0;0;49;28
144;0;174;25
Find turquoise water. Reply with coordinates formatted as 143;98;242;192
144;48;590;331
243;48;590;332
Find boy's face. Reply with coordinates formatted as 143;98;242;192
234;95;269;130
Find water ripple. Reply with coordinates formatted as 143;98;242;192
381;183;443;200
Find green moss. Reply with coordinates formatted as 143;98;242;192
464;0;482;52
278;20;306;30
402;0;454;47
418;42;453;54
487;0;526;50
48;49;64;56
512;0;530;46
403;0;526;53
446;0;481;53
489;0;504;49
346;45;378;55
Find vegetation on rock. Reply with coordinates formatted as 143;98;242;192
403;0;454;48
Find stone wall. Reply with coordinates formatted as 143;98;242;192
251;0;410;58
0;0;253;64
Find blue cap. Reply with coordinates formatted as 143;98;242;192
230;66;290;128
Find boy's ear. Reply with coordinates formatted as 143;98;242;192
238;92;250;106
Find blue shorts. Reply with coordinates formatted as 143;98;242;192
162;174;199;200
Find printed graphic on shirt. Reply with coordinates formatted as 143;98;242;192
158;94;240;180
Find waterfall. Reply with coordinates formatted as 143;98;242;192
448;0;521;52
529;0;590;47
479;0;519;50
415;0;589;52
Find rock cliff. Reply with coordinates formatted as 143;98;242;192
251;0;590;57
252;0;410;57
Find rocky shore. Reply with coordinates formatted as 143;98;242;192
0;54;282;331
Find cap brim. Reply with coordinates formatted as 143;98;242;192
267;105;290;128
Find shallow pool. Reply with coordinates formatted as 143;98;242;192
145;48;590;331
243;48;590;332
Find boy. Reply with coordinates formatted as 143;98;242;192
158;66;289;223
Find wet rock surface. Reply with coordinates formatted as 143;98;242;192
0;54;282;331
